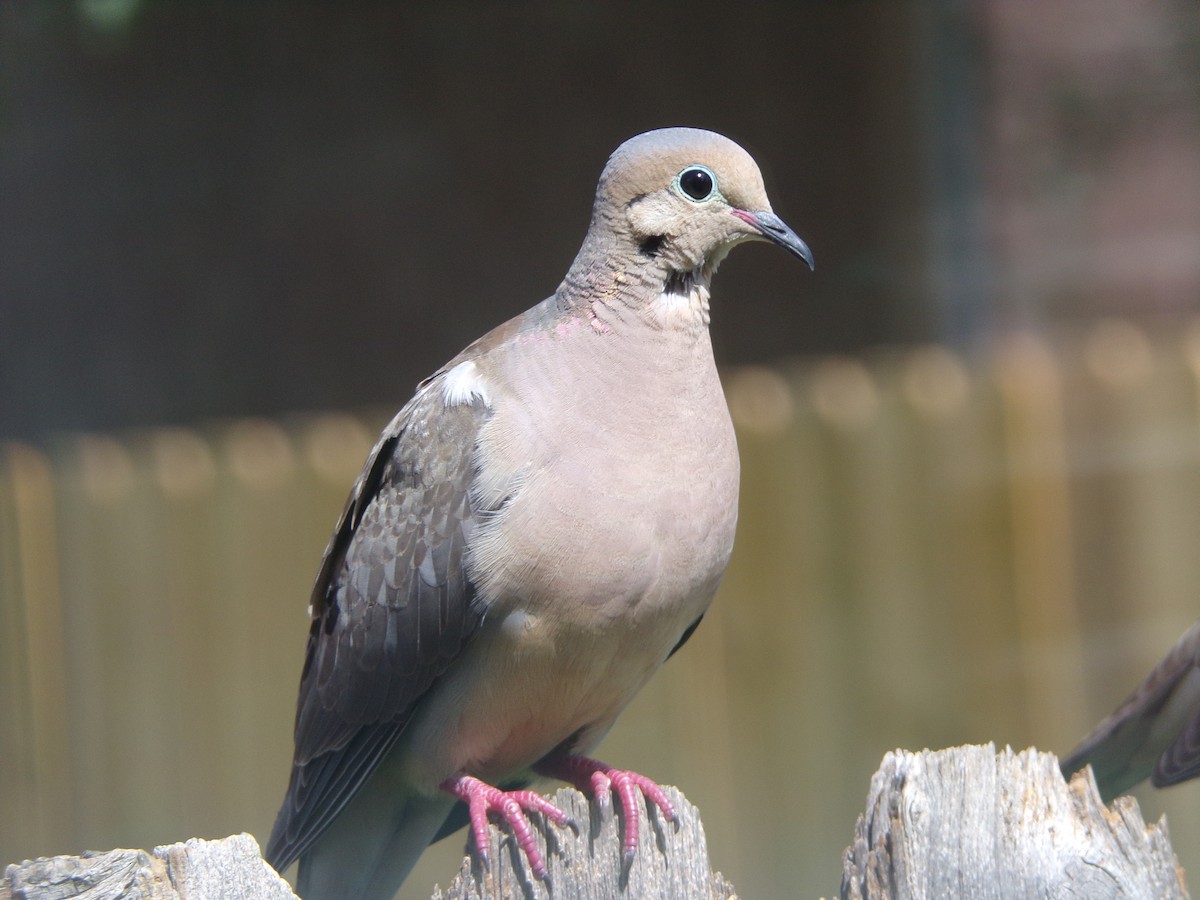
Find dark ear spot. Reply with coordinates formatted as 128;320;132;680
639;234;665;258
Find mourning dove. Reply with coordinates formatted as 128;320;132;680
264;127;813;898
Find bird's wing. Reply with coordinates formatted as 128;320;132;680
1062;620;1200;799
1149;626;1200;787
265;374;492;871
1155;698;1200;787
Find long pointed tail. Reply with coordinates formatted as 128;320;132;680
294;790;455;900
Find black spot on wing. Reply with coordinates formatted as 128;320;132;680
668;613;704;660
351;432;400;530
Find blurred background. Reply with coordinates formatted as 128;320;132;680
3;1;1200;897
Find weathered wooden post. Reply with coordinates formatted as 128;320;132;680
841;744;1188;899
431;785;735;900
5;746;1190;899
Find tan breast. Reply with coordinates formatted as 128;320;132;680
467;312;740;632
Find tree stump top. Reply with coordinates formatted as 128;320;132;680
841;744;1188;900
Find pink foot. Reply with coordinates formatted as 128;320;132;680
536;755;676;864
440;773;573;881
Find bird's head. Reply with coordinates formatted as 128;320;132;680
593;127;814;277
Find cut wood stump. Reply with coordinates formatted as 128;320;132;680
0;833;296;900
5;748;1188;898
841;743;1189;899
432;785;737;900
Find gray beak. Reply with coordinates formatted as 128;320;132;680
736;209;814;270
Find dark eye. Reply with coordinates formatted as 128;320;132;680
678;166;715;201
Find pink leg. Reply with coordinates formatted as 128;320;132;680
535;755;676;864
440;774;573;881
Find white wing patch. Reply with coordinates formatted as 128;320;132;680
442;360;492;408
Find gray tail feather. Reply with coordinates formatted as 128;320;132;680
294;790;456;900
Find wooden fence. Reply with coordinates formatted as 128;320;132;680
4;321;1200;898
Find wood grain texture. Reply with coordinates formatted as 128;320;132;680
1;834;296;900
841;744;1188;899
431;785;737;900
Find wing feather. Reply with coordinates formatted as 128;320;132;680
265;381;492;872
1063;620;1200;798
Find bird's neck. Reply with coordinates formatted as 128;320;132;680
555;243;715;338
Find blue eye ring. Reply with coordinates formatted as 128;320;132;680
676;165;717;202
